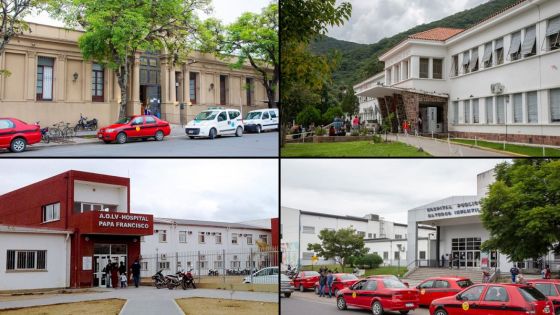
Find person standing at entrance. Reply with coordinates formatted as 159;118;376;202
119;261;126;276
111;262;119;289
441;255;445;268
510;265;519;283
105;260;113;288
131;259;141;288
545;265;552;279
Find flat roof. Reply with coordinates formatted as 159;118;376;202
0;224;73;235
300;210;369;222
154;218;270;231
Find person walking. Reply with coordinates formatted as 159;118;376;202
120;273;127;288
119;261;126;276
105;260;113;288
545;265;552;279
352;116;360;132
482;269;490;283
510;265;520;283
441;255;446;268
326;270;334;298
131;259;141;288
111;262;119;289
318;270;327;297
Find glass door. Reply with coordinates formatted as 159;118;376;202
93;255;110;287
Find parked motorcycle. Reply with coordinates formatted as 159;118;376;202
152;269;167;289
166;271;185;290
74;113;98;131
184;269;196;289
208;269;219;276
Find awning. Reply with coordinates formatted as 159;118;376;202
495;38;503;50
508;32;521;56
355;84;448;99
546;16;560;36
482;43;492;63
462;51;470;66
470;49;479;70
521;26;536;55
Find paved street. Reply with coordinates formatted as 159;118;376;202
0;132;278;157
0;287;278;315
281;291;429;315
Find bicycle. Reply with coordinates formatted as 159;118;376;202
48;122;65;142
62;122;75;139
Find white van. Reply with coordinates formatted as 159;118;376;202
185;108;244;139
243;108;279;133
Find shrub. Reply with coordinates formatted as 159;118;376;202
372;134;383;143
350;130;360;136
315;126;326;136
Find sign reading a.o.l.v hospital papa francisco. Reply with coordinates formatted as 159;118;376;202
77;211;154;235
97;213;150;229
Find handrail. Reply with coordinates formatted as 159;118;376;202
489;268;500;283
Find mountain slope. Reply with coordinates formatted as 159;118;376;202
310;0;524;87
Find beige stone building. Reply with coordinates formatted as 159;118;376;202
0;23;275;128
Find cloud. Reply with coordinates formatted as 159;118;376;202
328;0;489;44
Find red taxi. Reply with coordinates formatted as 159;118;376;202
314;273;360;296
430;283;554;315
527;280;560;315
417;277;473;306
0;118;41;153
368;274;410;287
292;271;320;292
336;278;419;315
97;115;170;144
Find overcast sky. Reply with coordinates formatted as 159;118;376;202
25;0;273;28
328;0;491;44
0;159;277;223
282;159;510;224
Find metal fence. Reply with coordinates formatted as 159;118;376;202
140;247;279;285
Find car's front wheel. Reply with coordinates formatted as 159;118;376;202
284;292;291;298
116;132;127;144
155;130;164;141
209;128;217;140
399;311;409;315
188;136;195;139
235;126;243;137
434;308;448;315
337;296;347;310
372;301;383;315
10;138;27;153
256;125;262;133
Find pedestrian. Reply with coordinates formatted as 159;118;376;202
120;272;127;288
352;116;359;131
105;260;113;288
441;255;445;268
545;265;552;279
318;270;327;298
517;273;527;284
326;270;334;298
482;269;490;283
417;116;423;134
131;259;141;288
510;265;519;283
111;262;119;289
119;261;126;276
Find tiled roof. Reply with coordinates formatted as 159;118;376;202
408;27;464;41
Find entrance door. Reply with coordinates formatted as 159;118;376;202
93;243;128;288
93;254;110;287
427;107;441;133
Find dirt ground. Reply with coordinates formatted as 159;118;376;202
0;298;125;315
176;297;278;315
0;289;105;302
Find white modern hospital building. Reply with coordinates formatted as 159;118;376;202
355;0;560;146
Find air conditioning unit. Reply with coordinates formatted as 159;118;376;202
206;232;210;235
188;231;192;235
211;232;216;235
491;83;504;94
160;254;167;260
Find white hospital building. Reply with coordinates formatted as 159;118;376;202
355;0;560;146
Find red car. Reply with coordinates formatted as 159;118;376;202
97;115;170;144
292;271;320;292
314;273;360;296
0;118;41;153
368;274;410;287
336;278;419;315
417;277;473;306
430;283;554;315
527;280;560;315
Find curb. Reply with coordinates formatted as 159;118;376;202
395;135;523;157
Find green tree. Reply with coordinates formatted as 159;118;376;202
340;85;359;116
480;159;560;262
307;227;368;269
296;105;321;128
361;253;383;269
322;106;343;125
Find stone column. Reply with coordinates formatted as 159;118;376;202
56;54;67;101
26;52;37;100
169;65;176;104
84;61;92;102
182;64;189;104
128;53;141;116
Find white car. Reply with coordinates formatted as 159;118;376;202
185;109;244;139
243;108;279;133
243;266;279;284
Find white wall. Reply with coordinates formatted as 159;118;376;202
74;180;128;211
0;232;70;291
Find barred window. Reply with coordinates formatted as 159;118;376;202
247;234;253;245
215;233;222;244
6;250;46;271
158;230;167;243
199;232;205;244
231;233;238;244
433;59;443;79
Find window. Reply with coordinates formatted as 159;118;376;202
6;250;47;271
131;116;143;125
395;234;402;239
395;64;400;82
419;58;429;78
42;203;60;223
550;88;560;122
74;202;117;213
262;112;270;120
462;51;470;74
464;101;471;124
386;69;391;85
0;119;14;129
473;99;479;123
453;101;459;124
214;261;223;269
269;110;277;119
546;15;560;51
513;93;523;123
189;72;198;104
231;260;240;268
497;95;506;124
459;285;485;301
419;251;426;259
383;252;388;260
470;48;479;72
509;32;522;61
302;226;315;234
179;231;187;243
484;286;509;302
419;280;434;288
247;234;253;245
246;78;254;106
259;234;268;243
495;38;504;65
521;25;537;57
452;55;459;77
534;283;556;296
483;42;493;68
140;262;148;270
158;261;170;270
92;63;104;102
145;116;156;124
433;59;443;79
216;232;222;244
158;230;167;242
368;233;372;238
435;280;450;288
219;75;228;105
486;97;494;124
232;233;238;244
217;111;227;122
228;110;240;120
403;60;409;80
357;231;365;237
37;57;54;101
394;251;400;260
198;232;205;244
527;91;538;123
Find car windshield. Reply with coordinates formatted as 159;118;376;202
383;279;407;288
340;274;358;280
195;111;218;121
457;279;474;288
246;112;262;119
115;117;132;124
533;283;557;296
519;287;547;302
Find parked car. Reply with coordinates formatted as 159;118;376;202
416;277;473;306
292;271;320;292
0;118;41;153
367;274;410;288
281;274;295;298
97;115;170;144
336;278;419;315
314;273;360;296
243;266;278;284
527;279;560;315
430;283;554;315
185;108;243;139
243;108;279;133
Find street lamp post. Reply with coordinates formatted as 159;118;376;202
396;244;406;277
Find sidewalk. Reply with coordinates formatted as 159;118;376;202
386;134;513;157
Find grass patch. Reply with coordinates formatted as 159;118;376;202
0;298;125;315
300;264;408;278
281;141;430;157
176;297;277;315
452;139;560;156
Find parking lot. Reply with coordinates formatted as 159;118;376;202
281;291;430;315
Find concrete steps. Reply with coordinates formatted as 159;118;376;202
402;268;486;287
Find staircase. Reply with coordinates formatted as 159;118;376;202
402;268;486;287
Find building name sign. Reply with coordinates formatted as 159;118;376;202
98;213;150;229
426;201;481;218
